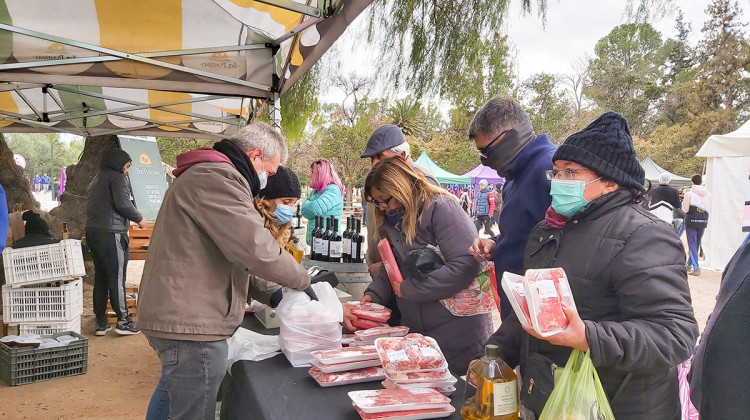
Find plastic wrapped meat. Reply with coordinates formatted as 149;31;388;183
374;334;448;374
501;272;533;329
354;326;410;342
348;388;451;413
312;345;380;364
308;366;386;387
524;267;576;337
352;319;389;330
353;402;455;419
349;301;392;323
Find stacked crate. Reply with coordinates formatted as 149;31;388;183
1;240;86;335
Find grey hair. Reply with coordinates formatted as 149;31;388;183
228;121;288;164
659;172;671;185
469;96;531;140
390;142;411;159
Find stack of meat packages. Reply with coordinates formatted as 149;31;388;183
501;267;576;336
345;333;457;419
348;301;392;330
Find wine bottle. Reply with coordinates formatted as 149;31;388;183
342;217;352;263
311;216;322;260
61;222;69;240
353;219;365;263
321;216;332;262
329;218;343;263
293;204;302;230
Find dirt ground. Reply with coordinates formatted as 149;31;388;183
0;254;725;419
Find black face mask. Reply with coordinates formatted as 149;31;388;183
479;120;535;178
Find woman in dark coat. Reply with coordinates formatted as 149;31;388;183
344;157;493;374
484;112;698;419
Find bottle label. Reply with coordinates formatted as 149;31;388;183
313;238;323;254
321;239;330;256
342;238;351;255
330;241;343;258
351;241;357;257
360;244;366;261
492;380;518;416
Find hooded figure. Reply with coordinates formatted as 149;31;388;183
86;148;145;336
11;210;61;248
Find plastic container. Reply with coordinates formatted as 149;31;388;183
2;240;86;287
0;332;88;386
374;334;448;375
524;268;576;337
310;358;382;373
2;279;83;324
348;388;452;414
312;345;380;365
353;404;454;419
309;366;386;387
384;369;456;385
348;301;392;323
354;326;410;342
18;316;82;336
500;272;533;329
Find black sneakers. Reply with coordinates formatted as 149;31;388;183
115;317;141;335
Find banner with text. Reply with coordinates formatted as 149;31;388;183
118;136;168;221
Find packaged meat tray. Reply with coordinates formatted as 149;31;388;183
352;319;389;330
310;358;383;373
312;345;380;365
348;388;452;414
378;238;404;291
500;271;533;329
348;301;392;323
524;267;576;337
342;334;357;347
381;379;457;396
353;403;455;419
309;366;386;387
384;369;457;385
374;334;448;374
354;326;410;342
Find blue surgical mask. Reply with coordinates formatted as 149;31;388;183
257;154;268;189
273;203;295;224
550;178;601;217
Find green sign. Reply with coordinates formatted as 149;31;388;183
118;136;168;221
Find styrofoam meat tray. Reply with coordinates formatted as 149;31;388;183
311;345;380;365
348;388;451;414
374;334;448;375
308;366;386;387
381;379;456;396
354;326;410;342
353;403;454;419
310;358;382;373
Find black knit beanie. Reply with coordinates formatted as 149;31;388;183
553;111;645;192
23;210;50;235
257;166;301;200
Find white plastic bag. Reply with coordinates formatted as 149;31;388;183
226;327;281;370
277;282;343;366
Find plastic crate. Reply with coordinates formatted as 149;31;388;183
18;316;82;336
2;240;86;287
2;279;83;324
0;332;88;386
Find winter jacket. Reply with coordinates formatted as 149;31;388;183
301;184;343;246
137;152;311;341
491;134;555;312
486;189;698;420
86;149;143;233
689;241;750;418
647;185;682;210
475;189;495;216
0;183;6;254
364;194;493;374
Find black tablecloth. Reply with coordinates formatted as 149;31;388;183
220;315;473;419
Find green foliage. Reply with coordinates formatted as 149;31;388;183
5;133;81;178
279;66;321;145
522;73;576;143
156;137;215;167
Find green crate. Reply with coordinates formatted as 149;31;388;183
0;331;88;386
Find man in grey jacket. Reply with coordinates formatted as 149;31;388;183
86;148;146;336
137;122;311;420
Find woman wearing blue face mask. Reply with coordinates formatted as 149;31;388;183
255;165;302;244
484;112;698;420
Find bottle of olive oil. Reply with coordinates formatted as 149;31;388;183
461;344;519;420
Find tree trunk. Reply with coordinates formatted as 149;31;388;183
48;135;119;239
0;133;39;212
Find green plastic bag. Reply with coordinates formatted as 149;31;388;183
539;350;616;420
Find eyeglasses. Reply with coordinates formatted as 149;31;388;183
368;195;394;209
478;128;511;158
545;168;592;180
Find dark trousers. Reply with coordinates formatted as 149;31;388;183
86;229;131;325
686;226;705;270
474;215;495;236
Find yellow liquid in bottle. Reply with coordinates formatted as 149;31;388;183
461;345;519;420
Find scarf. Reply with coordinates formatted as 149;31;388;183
213;139;260;196
544;206;568;229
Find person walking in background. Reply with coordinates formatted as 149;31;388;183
137;123;311;420
86;149;147;336
52;177;60;202
682;174;711;276
41;173;50;192
300;158;345;246
473;179;495;235
459;187;470;214
32;173;41;192
468;96;556;320
492;183;503;226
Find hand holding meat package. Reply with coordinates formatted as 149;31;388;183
501;267;576;337
374;333;448;375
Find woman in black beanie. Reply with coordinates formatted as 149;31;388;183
484;112;698;419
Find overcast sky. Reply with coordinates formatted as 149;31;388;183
325;0;746;103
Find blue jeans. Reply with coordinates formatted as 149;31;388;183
145;376;169;420
686;226;705;270
146;336;227;420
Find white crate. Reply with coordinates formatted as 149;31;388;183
2;240;86;287
2;279;83;324
18;316;82;336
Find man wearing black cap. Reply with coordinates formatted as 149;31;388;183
361;124;438;279
467;96;556;320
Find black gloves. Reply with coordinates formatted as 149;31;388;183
269;285;318;307
304;286;318;301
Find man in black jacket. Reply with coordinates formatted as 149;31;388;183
86;149;146;336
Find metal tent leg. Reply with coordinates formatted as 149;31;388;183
269;91;282;132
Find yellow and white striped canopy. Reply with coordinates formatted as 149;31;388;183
0;0;370;138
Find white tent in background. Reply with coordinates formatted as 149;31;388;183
640;156;692;188
695;120;750;270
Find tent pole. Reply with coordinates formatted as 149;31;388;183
269;92;282;133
